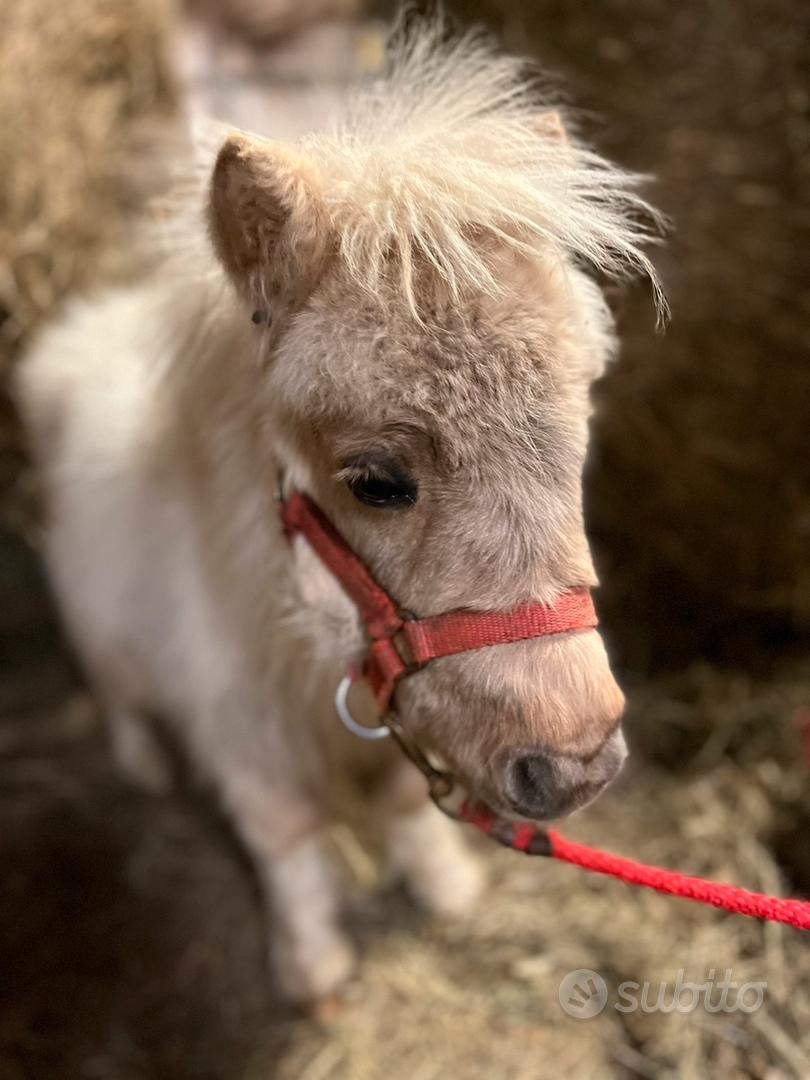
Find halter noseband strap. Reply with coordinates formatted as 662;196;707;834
279;489;597;714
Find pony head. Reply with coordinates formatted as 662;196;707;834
207;24;665;820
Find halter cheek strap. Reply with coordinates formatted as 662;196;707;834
279;489;597;713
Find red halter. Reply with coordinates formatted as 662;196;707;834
278;487;810;931
279;489;597;712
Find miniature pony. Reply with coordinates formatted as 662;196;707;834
17;22;663;999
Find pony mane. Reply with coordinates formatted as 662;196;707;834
302;20;667;318
153;19;666;318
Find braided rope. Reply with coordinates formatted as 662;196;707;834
457;799;810;930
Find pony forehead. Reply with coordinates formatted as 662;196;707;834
296;25;666;318
274;288;584;464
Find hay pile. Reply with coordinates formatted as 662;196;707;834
0;0;177;523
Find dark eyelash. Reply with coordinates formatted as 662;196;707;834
338;453;418;510
337;454;411;488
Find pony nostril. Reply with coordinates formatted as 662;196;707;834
505;736;626;821
506;752;571;821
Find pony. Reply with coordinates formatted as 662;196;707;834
16;20;664;1000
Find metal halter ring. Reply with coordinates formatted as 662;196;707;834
335;676;391;741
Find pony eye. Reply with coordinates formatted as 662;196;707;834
344;458;417;510
348;474;417;509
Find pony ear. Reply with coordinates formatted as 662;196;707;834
208;133;328;307
532;110;569;144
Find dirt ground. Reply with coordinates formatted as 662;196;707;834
1;1;809;1078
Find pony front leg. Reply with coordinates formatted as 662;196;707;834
216;767;355;1002
266;831;356;1002
380;759;487;918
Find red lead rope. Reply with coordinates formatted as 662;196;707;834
457;798;810;930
